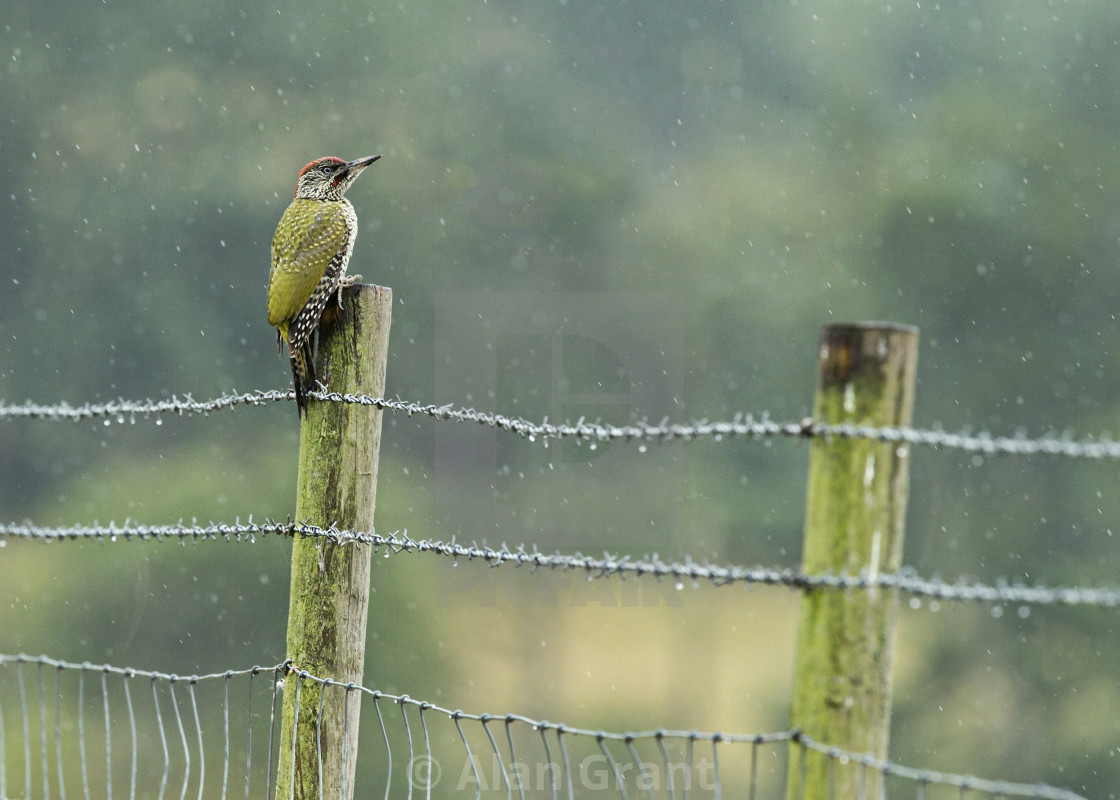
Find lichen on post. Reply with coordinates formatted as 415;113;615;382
787;322;918;800
275;283;392;800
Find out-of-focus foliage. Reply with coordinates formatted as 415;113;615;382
2;0;1119;794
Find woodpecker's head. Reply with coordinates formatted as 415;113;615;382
293;154;381;200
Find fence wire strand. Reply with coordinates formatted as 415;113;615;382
4;389;1120;460
2;519;1119;610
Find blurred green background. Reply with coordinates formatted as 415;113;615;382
2;0;1119;795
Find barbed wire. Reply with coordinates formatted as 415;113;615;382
0;518;297;543
0;390;292;422
4;519;1118;610
2;388;1120;460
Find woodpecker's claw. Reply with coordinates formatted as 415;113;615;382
337;274;363;309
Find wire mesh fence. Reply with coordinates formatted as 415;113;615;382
0;654;284;800
0;654;1088;800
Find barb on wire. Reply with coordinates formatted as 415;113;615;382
3;389;1120;460
3;519;1119;610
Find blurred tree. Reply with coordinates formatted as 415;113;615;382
2;0;1119;793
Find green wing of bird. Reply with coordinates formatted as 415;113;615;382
267;198;349;331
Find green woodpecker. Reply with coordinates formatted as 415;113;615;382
267;154;381;416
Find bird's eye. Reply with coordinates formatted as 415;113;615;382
321;164;335;174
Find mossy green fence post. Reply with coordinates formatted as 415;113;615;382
786;322;918;800
275;284;392;800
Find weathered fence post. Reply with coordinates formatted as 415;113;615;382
275;284;392;800
786;322;918;800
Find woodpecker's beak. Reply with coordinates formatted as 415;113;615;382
345;154;381;173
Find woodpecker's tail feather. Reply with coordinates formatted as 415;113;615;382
289;339;317;418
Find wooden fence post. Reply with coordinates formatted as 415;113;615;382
275;284;392;800
786;322;918;800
